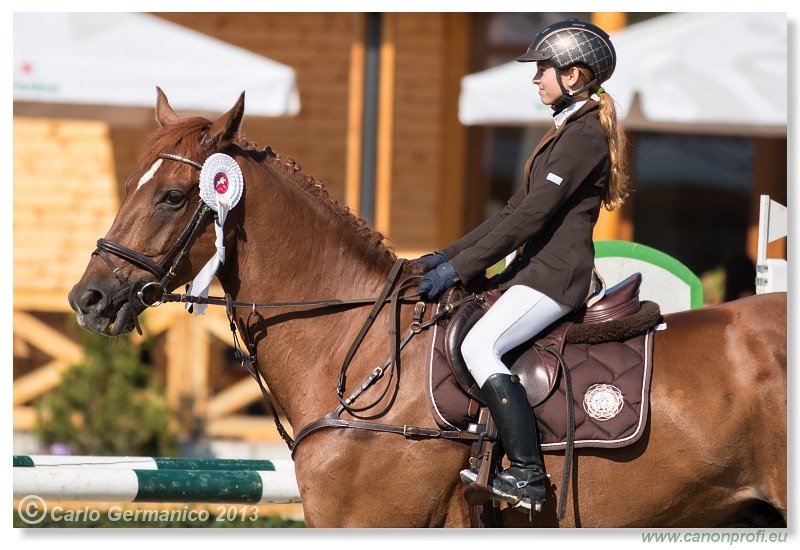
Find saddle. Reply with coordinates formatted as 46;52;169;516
443;273;658;422
427;273;660;444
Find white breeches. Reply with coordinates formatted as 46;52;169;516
461;285;571;388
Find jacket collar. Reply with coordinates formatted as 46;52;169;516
554;99;589;128
523;100;600;193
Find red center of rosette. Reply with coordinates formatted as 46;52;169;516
214;172;229;194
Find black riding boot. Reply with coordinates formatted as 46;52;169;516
460;373;548;515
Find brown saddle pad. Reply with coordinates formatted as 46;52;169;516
424;291;658;451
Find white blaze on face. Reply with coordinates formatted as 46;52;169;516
136;159;163;191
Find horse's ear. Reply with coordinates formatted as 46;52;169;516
204;91;245;148
155;87;181;127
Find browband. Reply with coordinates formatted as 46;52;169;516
158;153;204;171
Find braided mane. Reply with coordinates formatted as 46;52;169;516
138;118;397;266
252;140;398;265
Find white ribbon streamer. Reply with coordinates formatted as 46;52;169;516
186;153;244;315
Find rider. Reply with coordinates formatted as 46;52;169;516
414;18;629;515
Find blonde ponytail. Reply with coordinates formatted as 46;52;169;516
577;67;630;211
597;91;629;211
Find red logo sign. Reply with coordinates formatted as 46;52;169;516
214;172;229;194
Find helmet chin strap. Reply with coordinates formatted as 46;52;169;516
551;74;597;116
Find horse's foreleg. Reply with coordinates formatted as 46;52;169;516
294;433;471;527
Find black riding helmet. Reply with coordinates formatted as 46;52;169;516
517;18;616;114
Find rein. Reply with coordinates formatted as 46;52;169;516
159;263;481;453
93;152;478;453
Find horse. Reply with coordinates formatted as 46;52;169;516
68;89;787;528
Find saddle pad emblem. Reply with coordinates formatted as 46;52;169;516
583;384;624;421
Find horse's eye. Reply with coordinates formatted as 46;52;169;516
163;190;186;206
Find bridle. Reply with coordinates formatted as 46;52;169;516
91;151;479;454
92;153;214;332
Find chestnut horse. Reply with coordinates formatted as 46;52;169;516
69;90;787;528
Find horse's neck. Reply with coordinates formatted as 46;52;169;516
230;163;394;297
218;161;400;426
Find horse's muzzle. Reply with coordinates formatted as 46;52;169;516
68;277;145;336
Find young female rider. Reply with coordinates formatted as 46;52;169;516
414;18;629;515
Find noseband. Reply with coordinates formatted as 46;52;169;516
92;153;214;331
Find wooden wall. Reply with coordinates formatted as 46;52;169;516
13;118;119;311
13;117;118;430
389;13;470;251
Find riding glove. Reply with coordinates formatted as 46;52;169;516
417;261;460;301
411;250;447;272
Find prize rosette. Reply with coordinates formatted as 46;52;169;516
199;153;244;212
187;152;244;315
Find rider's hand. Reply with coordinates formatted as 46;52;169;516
410;251;447;273
417;261;460;301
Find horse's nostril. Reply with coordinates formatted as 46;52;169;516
79;289;105;312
